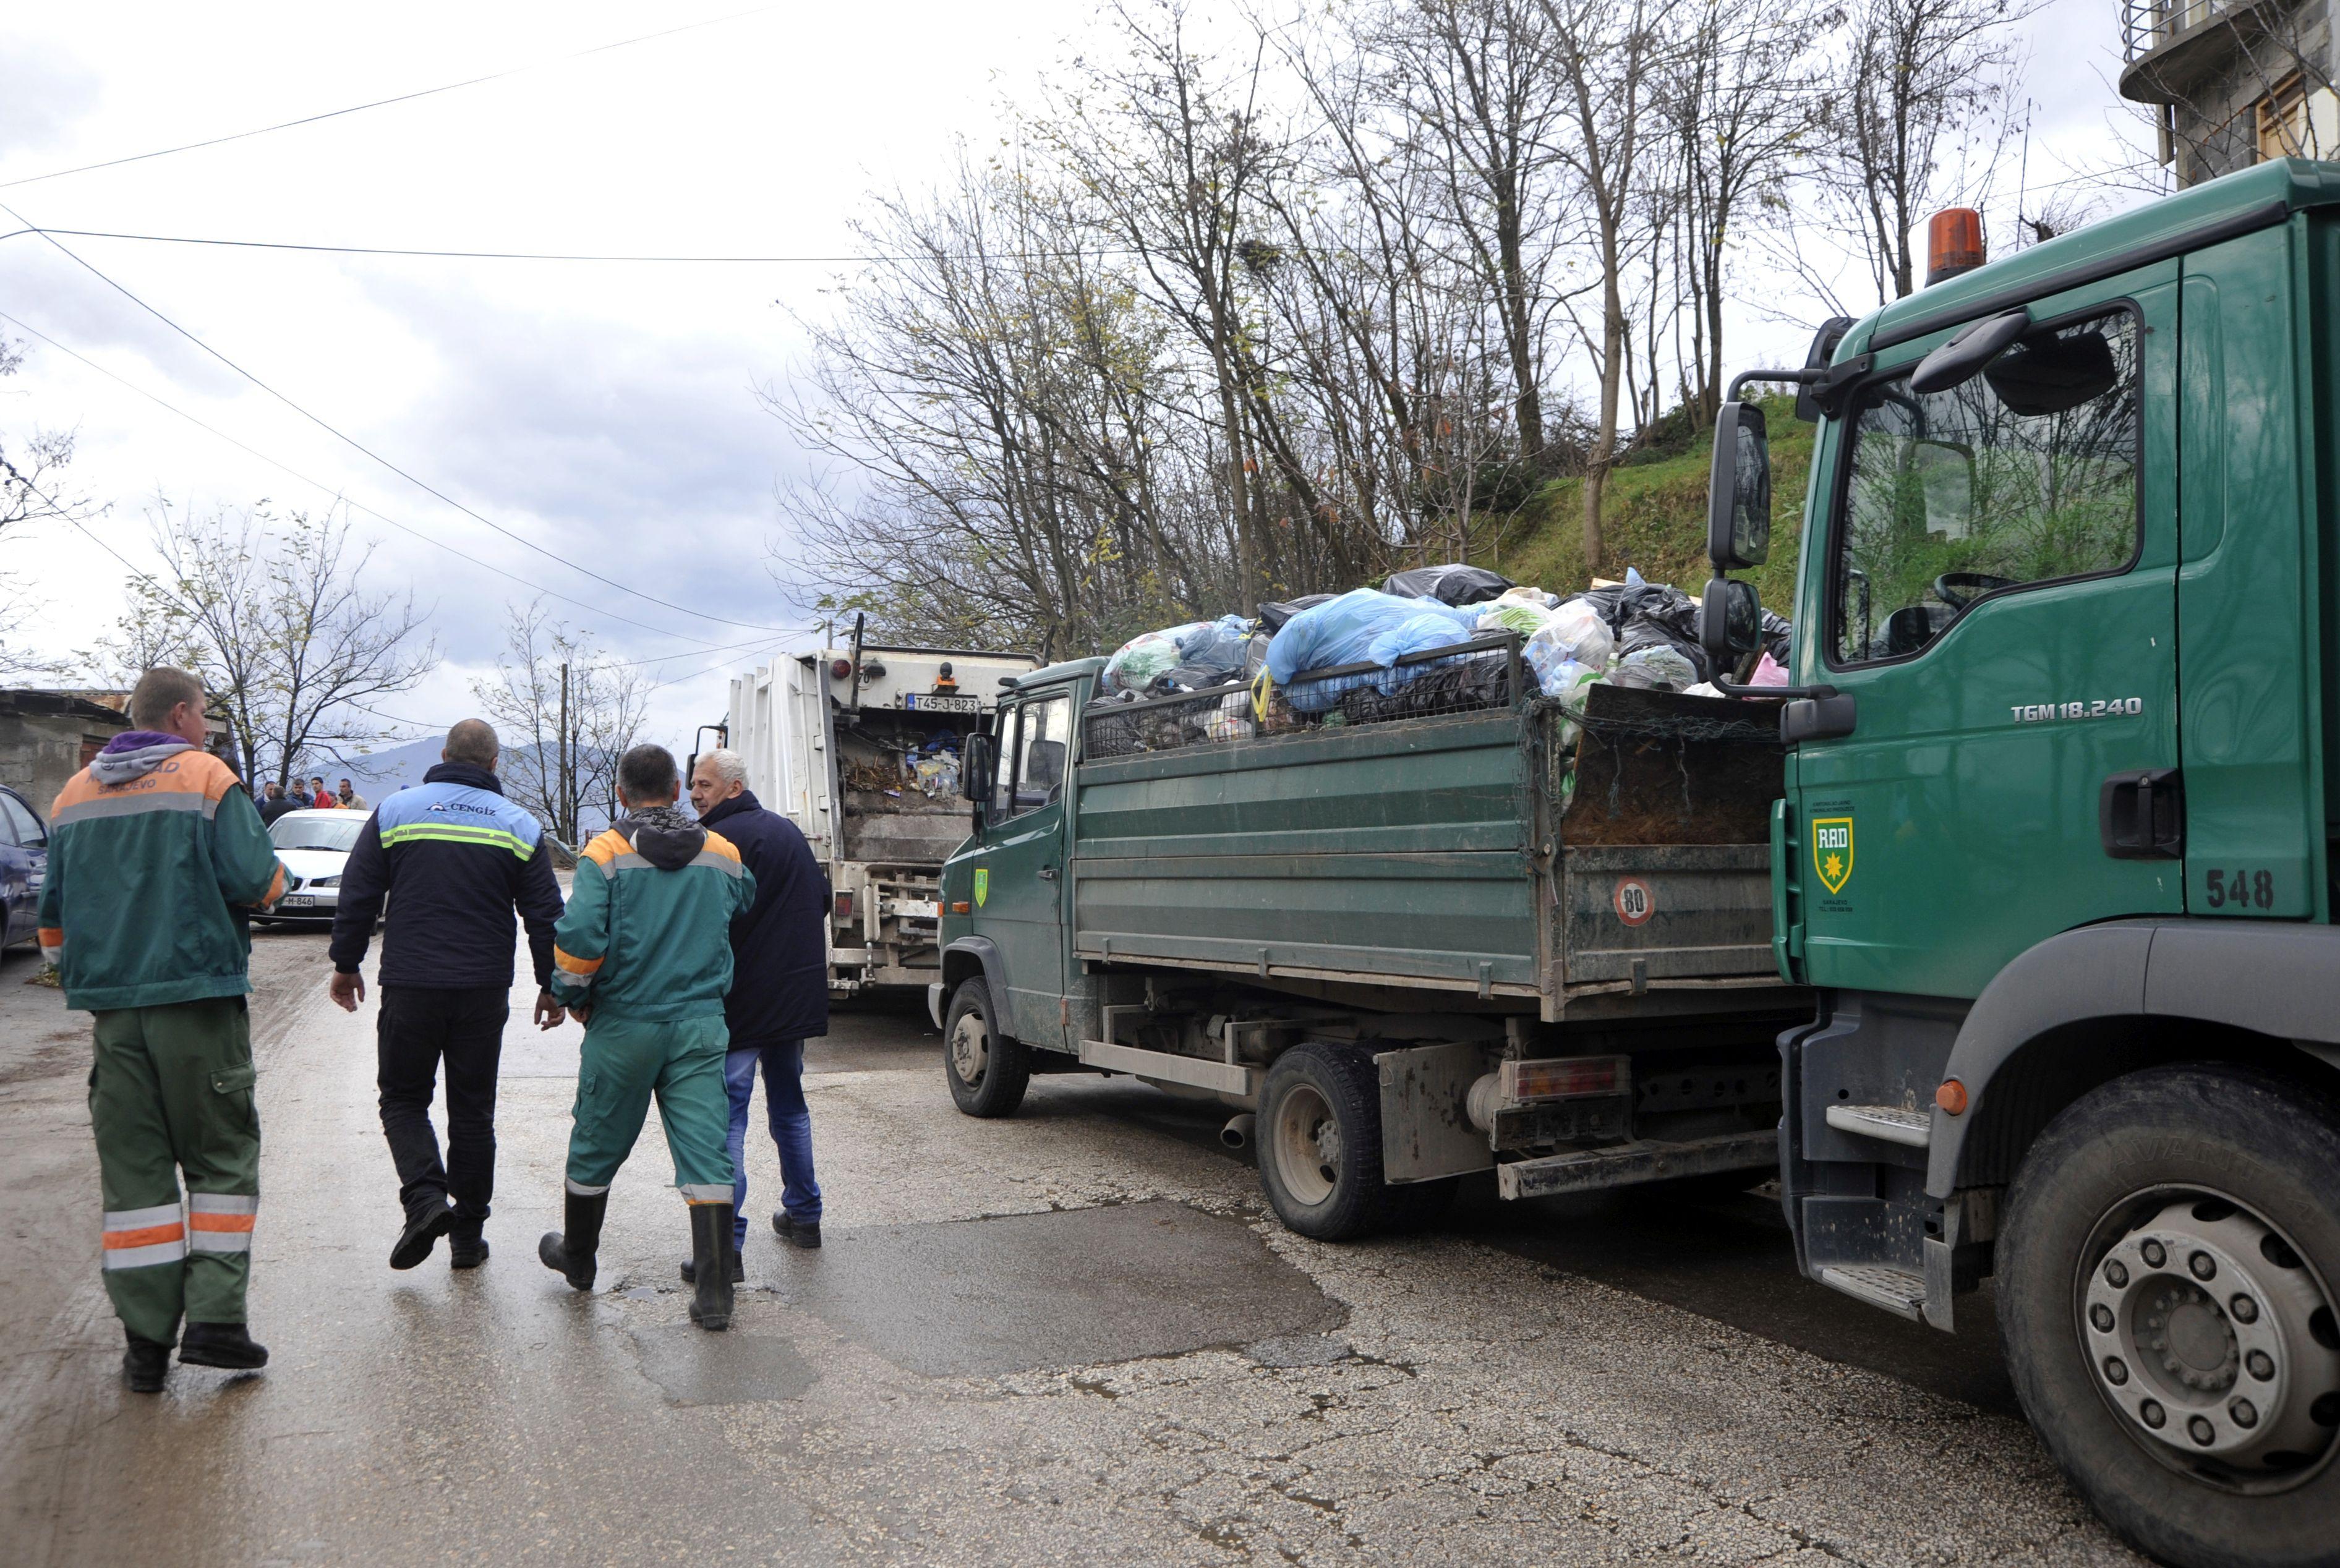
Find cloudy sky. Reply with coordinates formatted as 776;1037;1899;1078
0;0;2150;761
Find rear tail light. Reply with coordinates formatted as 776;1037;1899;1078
1501;1055;1629;1102
949;900;970;915
830;658;853;681
833;892;854;924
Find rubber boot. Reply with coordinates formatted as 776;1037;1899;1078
686;1203;736;1331
179;1322;268;1370
677;1250;743;1285
123;1331;171;1393
537;1190;607;1291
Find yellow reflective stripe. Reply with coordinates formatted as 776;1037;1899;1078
380;823;533;859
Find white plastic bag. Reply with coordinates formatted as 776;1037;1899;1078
1529;598;1614;673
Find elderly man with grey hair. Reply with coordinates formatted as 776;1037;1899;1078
681;746;830;1274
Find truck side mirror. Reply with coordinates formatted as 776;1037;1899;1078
1706;401;1771;570
962;731;995;825
1701;576;1762;673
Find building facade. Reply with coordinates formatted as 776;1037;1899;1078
2122;0;2340;185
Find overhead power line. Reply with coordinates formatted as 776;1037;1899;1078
0;6;780;192
0;198;803;634
0;307;795;652
0;226;1143;268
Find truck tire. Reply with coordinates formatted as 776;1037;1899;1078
942;978;1029;1118
1258;1042;1454;1241
1996;1063;2340;1568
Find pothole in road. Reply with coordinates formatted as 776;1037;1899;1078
629;1325;816;1405
770;1199;1343;1377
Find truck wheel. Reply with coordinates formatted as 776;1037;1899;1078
942;978;1028;1118
1258;1042;1423;1241
1997;1063;2340;1568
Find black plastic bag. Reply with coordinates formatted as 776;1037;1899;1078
1257;594;1334;631
1381;565;1513;607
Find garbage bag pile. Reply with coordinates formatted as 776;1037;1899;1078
1088;561;1788;756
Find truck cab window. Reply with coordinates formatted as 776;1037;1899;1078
1008;696;1070;814
990;707;1021;821
1829;310;2140;666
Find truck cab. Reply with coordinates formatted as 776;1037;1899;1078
1701;159;2340;1567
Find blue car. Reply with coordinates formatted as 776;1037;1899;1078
0;785;49;948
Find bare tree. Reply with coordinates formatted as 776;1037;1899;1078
1659;0;1824;424
1814;0;2028;304
101;501;434;786
470;600;649;843
1540;0;1678;568
0;336;98;676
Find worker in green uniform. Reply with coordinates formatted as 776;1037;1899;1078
39;667;287;1392
537;743;756;1331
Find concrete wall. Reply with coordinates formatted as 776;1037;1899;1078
0;710;126;820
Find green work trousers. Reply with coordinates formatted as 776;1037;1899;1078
88;998;261;1345
563;1013;734;1204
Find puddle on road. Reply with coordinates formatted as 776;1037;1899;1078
771;1199;1343;1377
629;1325;816;1405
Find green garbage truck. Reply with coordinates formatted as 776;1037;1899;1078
1688;158;2340;1564
935;160;2340;1566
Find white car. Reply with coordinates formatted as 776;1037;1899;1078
264;808;368;924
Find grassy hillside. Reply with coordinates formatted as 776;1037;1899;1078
1477;394;1811;612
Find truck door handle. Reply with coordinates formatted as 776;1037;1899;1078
1780;689;1856;744
2100;767;2183;859
1037;866;1059;880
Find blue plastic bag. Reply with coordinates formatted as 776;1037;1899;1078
1266;589;1479;711
1176;615;1255;673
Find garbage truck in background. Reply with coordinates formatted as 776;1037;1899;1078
722;635;1037;999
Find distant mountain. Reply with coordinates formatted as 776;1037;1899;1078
339;738;618;836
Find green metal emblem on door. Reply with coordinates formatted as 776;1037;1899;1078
973;867;989;908
1813;817;1854;896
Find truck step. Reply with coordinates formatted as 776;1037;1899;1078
1823;1103;1932;1149
1495;1130;1777;1201
1816;1264;1926;1321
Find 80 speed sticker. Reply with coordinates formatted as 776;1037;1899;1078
1613;876;1655;927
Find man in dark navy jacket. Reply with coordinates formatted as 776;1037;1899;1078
327;719;567;1271
683;748;828;1272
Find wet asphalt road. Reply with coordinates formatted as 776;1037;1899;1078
0;933;2141;1567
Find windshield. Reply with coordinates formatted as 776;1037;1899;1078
270;814;365;854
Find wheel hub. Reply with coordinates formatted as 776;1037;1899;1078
949;1013;988;1085
1271;1083;1338;1208
2082;1195;2340;1476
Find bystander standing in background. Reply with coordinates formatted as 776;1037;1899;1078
257;781;297;826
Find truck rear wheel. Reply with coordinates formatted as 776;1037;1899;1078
942;978;1028;1118
1997;1063;2340;1568
1258;1042;1452;1240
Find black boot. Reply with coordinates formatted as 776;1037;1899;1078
122;1331;171;1392
448;1229;490;1269
686;1203;736;1331
390;1196;455;1271
677;1248;744;1285
773;1211;822;1250
179;1321;268;1370
538;1190;607;1291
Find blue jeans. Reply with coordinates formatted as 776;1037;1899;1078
723;1041;821;1246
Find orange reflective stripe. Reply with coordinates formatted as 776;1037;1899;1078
103;1222;186;1249
188;1211;257;1233
553;947;604;976
700;831;743;864
581;830;627;868
264;863;286;905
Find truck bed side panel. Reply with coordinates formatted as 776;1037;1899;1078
1072;711;1541;992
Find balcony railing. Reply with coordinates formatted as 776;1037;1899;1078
2122;0;2224;60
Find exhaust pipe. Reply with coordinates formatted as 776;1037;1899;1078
1220;1113;1257;1151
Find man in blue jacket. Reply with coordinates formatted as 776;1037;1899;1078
681;748;829;1276
328;719;567;1271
